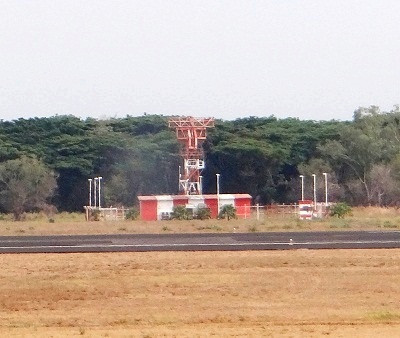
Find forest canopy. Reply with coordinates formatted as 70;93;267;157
0;105;399;214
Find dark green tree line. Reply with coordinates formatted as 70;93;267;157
1;106;400;216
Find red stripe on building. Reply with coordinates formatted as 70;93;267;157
139;198;158;221
204;197;219;218
235;197;251;219
173;197;189;207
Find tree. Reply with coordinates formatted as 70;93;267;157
0;114;345;210
297;159;343;203
103;132;180;207
205;116;342;204
0;156;57;220
318;129;378;204
219;204;237;220
0;115;178;211
330;202;352;218
369;163;398;206
319;106;400;205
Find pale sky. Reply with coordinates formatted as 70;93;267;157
0;0;399;121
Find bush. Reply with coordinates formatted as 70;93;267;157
219;204;237;220
125;207;139;220
91;209;101;221
330;202;352;218
248;224;258;232
196;207;211;220
171;205;192;220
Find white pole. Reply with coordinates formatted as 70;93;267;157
299;175;304;201
199;175;203;195
88;179;92;207
94;178;98;208
256;203;260;221
98;177;103;208
216;173;220;215
312;174;317;210
323;173;328;205
178;165;181;191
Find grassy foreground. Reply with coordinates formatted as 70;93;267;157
1;206;400;236
0;249;400;336
1;208;400;336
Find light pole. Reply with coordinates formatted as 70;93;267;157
178;165;181;191
98;176;103;208
299;175;304;201
94;177;98;208
216;173;220;215
88;178;93;207
323;172;328;206
312;174;317;210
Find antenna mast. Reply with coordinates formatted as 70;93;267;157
168;116;215;195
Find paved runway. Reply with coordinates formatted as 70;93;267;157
0;231;399;253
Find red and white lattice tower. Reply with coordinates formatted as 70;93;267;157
168;116;215;195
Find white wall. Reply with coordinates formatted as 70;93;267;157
156;196;174;220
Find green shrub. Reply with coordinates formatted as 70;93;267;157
125;207;139;220
91;209;101;221
171;205;192;220
219;204;237;220
383;221;397;228
196;207;211;220
248;224;258;232
196;224;222;231
330;202;352;219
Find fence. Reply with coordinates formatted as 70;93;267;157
243;203;330;220
84;206;129;221
84;203;330;221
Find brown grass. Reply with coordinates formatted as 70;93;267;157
1;206;400;236
0;249;400;336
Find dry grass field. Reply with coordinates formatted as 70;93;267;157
1;207;400;336
0;249;400;337
1;206;400;236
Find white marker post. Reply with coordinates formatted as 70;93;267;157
94;177;98;208
299;175;304;201
88;179;93;207
323;172;328;206
216;173;220;216
312;174;317;210
98;176;103;208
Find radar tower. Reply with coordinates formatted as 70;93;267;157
168;116;215;195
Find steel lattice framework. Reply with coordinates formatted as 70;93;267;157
168;116;215;195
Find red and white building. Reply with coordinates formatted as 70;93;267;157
298;199;313;220
138;194;252;221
